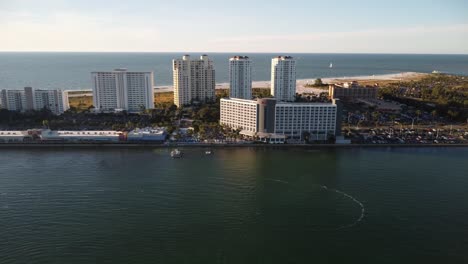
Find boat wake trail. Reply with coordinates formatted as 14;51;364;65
264;179;365;230
265;179;290;184
322;186;365;230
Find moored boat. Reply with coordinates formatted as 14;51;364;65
171;149;183;158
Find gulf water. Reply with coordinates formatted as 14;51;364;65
0;52;467;90
1;147;467;263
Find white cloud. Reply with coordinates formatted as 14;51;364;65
1;12;163;51
1;10;467;54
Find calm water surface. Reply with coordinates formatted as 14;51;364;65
0;53;467;89
0;147;467;263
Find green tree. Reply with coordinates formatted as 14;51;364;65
314;78;324;86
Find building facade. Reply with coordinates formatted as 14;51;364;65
329;81;379;100
34;90;69;115
271;56;296;102
0;89;27;111
92;69;154;112
274;101;338;140
173;55;215;107
220;98;259;133
229;56;252;100
220;98;340;140
0;87;69;114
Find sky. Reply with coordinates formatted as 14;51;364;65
1;0;467;54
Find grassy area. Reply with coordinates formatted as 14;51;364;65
68;96;93;111
70;88;273;111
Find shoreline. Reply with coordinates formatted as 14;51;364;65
66;71;428;96
0;143;466;149
154;71;427;93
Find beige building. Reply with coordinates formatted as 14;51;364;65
329;81;378;100
173;55;215;107
229;56;252;100
271;56;296;102
92;69;154;112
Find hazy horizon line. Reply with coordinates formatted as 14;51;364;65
1;51;467;56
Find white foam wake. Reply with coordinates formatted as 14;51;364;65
264;179;366;230
322;186;365;229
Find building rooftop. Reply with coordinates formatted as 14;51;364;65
91;70;152;74
128;128;166;136
42;130;122;137
230;56;250;60
0;131;26;136
274;56;294;60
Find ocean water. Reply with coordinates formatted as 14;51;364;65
0;52;467;90
0;147;467;263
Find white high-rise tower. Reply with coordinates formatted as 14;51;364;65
271;56;296;102
173;55;215;107
92;69;154;112
172;55;216;107
229;56;252;100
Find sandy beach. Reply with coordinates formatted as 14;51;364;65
153;71;427;94
68;72;428;96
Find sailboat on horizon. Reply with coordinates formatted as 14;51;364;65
329;62;333;68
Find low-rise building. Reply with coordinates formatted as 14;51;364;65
329;81;378;100
127;128;167;142
40;130;123;142
0;131;28;142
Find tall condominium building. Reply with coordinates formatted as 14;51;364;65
220;98;341;140
1;89;28;111
0;87;69;114
229;56;252;100
271;56;297;102
173;55;216;107
34;90;70;115
92;69;154;112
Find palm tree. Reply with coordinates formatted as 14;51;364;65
431;110;438;124
42;120;49;129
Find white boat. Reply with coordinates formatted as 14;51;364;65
329;62;333;68
205;150;214;155
170;149;183;158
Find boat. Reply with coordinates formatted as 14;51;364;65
170;149;183;158
205;150;214;155
329;62;333;68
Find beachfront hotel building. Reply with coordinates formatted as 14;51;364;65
220;98;341;141
220;98;259;133
329;81;379;101
92;69;154;112
0;87;69;114
271;56;297;102
173;55;215;107
229;56;252;99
